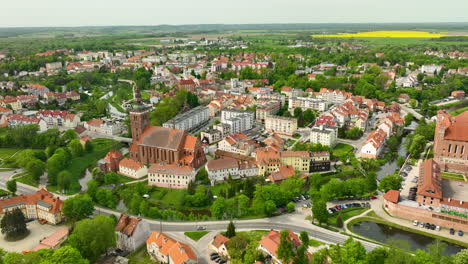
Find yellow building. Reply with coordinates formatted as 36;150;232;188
280;151;311;173
255;150;311;176
265;116;298;136
0;189;64;224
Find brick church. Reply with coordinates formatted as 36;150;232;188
128;86;206;169
433;110;468;174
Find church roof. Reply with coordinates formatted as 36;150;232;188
139;126;185;151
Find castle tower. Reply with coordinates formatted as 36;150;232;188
130;83;149;141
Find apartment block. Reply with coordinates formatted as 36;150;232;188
265;116;298;136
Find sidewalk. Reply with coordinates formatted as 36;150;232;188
371;197;468;244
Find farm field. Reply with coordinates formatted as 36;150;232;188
312;30;466;38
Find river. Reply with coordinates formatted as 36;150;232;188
352;221;465;255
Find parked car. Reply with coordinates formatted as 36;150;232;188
413;220;418;226
419;222;425;228
197;226;206;230
370;196;378;200
436;226;440;231
458;231;464;237
450;228;455;235
210;253;219;257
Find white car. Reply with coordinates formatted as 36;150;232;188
413;220;418;226
436;226;441;231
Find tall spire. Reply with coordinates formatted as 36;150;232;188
133;82;142;106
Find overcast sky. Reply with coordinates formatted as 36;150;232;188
1;0;467;27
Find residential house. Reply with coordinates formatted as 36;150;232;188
268;165;295;184
360;128;387;159
31;228;69;251
99;151;123;173
4;114;47;132
115;214;151;252
119;158;148;179
209;234;230;257
205;157;258;184
146;231;198;264
148;164;196;189
258;230;301;264
218;132;255;156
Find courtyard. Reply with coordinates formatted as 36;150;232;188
1;220;65;252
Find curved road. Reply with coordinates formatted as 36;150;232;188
95;206;381;252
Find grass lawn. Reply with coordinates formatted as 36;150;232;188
328;207;369;227
47;138;122;195
236;230;269;242
148;186;191;209
67;138;122;180
15;172;39;187
117;174;138;184
332;143;354;159
0;189;9;196
184;231;210;241
441;172;465;181
128;245;152;264
309;239;325;247
0;148;22;160
450;106;468;116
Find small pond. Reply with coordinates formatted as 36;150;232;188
352;221;465;255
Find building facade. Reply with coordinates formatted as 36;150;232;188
119;158;148;179
163;106;209;132
115;214;150;252
310;125;338;147
148;164;196;189
433;110;468;174
0;189;64;224
265;116;298;136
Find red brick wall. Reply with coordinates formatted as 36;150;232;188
384;199;468;232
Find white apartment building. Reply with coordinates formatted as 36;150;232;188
310;125;338;147
256;101;281;122
288;97;329;112
148;164;196;189
221;109;255;134
205;157;258;184
118;158;148;179
163;105;209;132
265;116;298;136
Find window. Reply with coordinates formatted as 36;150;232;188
448;144;452;152
454;145;458;154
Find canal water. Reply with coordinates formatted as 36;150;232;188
352;221;465;255
376;121;418;180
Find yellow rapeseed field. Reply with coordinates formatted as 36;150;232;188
312;31;464;38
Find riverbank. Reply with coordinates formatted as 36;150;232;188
347;216;468;249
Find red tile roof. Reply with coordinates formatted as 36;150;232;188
146;231;197;264
115;214;142;236
119;158;144;171
383;190;400;203
259;230;301;259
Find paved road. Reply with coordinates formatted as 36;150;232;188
95;206;381;252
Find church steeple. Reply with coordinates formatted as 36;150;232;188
130;83;149;141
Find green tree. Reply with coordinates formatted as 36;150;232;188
299;231;309;246
68;139;84;157
104;172;119;185
43;245;89;264
62;129;78;142
211;197;226;219
62;194;95;222
0;208;27;239
84;140;93;153
57;170;73;192
312;199;328;225
408;134;427;158
404;113;414;126
226;220;236;238
277;230;295;264
286;202;295;213
25;159;46;182
336;213;344;228
6;179;16;195
68;215;116;262
378;174;403;193
264;200;277;216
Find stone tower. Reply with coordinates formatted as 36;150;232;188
130;83;149;141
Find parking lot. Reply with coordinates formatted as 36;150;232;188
1;220;64;252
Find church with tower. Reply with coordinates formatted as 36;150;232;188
128;85;206;169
